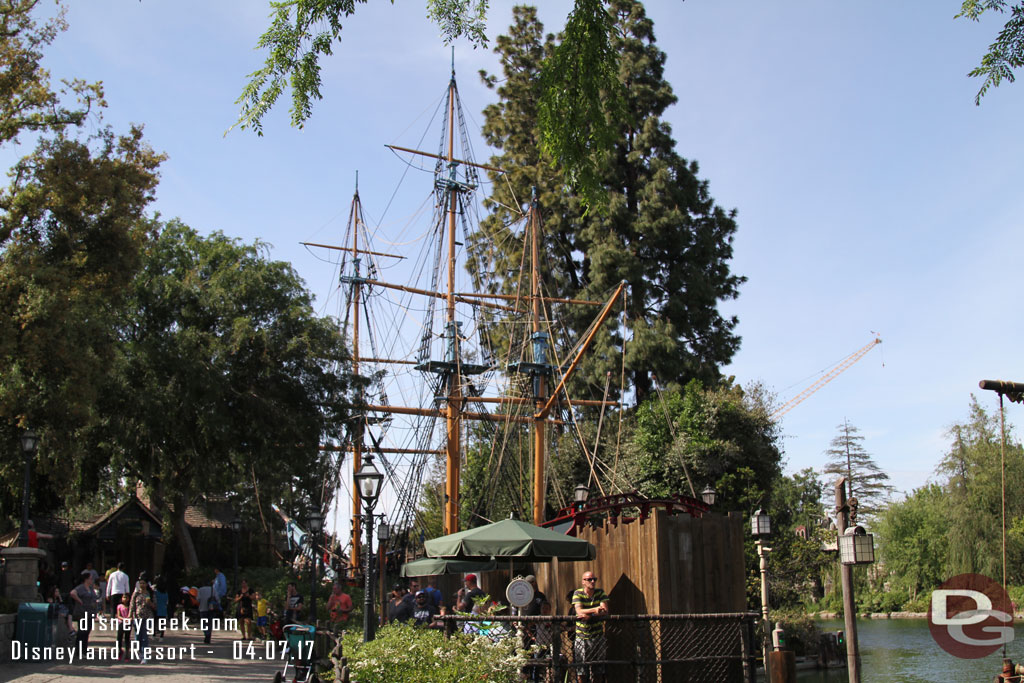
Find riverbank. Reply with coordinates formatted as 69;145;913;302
812;611;1024;619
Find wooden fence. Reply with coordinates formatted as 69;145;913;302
501;509;746;617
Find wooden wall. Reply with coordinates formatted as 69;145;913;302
531;510;745;616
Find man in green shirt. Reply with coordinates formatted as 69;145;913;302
571;571;609;683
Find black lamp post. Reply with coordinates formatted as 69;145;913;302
354;454;383;642
231;517;241;593
308;511;323;623
19;430;38;547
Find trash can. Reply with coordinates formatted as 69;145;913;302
16;602;56;649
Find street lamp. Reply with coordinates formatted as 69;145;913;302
750;508;772;668
231;516;242;593
354;455;383;642
308;511;323;623
839;525;875;565
19;430;38;547
574;483;589;507
701;485;717;507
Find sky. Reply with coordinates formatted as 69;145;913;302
20;1;1024;537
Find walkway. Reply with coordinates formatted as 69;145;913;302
2;622;288;682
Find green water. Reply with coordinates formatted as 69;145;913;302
795;618;1022;682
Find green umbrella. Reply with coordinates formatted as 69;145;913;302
424;518;596;562
400;557;499;577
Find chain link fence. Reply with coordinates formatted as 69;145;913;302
440;612;760;683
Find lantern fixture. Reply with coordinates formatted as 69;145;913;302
20;430;38;455
701;485;717;507
231;516;242;533
574;484;589;504
308;511;323;533
377;521;390;541
838;525;875;565
751;508;771;538
354;455;384;510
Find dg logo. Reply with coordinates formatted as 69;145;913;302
928;573;1014;659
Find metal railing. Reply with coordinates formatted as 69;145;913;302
440;612;761;683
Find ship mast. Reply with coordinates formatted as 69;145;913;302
350;181;364;572
443;71;462;535
529;191;549;525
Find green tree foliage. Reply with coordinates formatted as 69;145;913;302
874;484;949;601
871;398;1024;607
0;0;104;147
623;380;781;511
0;127;164;521
765;468;832;609
95;221;351;567
472;1;744;403
957;1;1024;103
822;420;893;520
937;397;1024;581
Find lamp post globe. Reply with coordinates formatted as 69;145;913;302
701;485;717;507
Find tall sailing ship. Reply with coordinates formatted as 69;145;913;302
307;65;633;575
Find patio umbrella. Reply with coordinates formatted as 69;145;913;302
424;518;596;562
400;557;499;577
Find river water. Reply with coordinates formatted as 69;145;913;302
794;618;1023;682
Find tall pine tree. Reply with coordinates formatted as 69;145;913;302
469;1;744;404
822;420;893;519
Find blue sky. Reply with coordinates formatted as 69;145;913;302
22;1;1024;533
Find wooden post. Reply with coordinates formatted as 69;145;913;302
767;650;796;683
835;477;862;682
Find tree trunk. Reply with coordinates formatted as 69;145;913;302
171;495;199;569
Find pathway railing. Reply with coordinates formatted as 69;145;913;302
439;612;761;683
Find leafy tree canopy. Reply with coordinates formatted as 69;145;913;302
471;2;743;402
0;0;104;147
0;127;164;522
624;379;781;510
957;1;1024;103
94;221;352;568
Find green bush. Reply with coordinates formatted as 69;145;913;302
340;623;527;683
773;610;821;657
857;588;906;614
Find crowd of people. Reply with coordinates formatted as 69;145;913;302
37;552;610;680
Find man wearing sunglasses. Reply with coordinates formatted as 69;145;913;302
572;571;609;683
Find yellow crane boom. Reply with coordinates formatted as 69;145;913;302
770;337;882;421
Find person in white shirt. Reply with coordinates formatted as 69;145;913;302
105;563;130;617
197;584;214;644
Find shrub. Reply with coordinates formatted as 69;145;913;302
341;623;527;683
772;610;821;657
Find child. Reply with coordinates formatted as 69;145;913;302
255;591;269;641
117;594;131;660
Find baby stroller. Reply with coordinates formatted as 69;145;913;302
272;624;318;683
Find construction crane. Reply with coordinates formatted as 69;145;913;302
770;337;882;421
